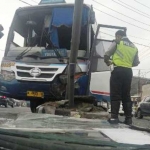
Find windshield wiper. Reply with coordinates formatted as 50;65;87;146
50;49;63;62
16;29;63;61
16;48;63;62
16;47;33;60
42;30;63;61
24;53;64;60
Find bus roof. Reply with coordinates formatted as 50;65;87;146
16;3;91;13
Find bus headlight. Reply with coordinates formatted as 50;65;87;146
1;71;15;81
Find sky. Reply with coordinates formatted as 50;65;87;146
0;0;150;77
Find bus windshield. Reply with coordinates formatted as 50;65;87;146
7;5;89;54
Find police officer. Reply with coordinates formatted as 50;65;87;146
104;30;140;125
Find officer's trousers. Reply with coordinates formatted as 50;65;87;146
110;66;133;118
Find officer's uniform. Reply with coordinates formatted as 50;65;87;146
105;37;140;124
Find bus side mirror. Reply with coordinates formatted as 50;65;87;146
0;24;4;39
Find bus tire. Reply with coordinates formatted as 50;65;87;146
30;101;37;113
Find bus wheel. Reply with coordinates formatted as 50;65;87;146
30;100;44;113
30;101;36;113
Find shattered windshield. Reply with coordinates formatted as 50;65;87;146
10;8;53;49
7;5;88;61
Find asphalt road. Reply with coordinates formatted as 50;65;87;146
0;107;149;129
120;115;150;128
0;106;30;114
0;107;30;125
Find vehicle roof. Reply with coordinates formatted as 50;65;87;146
16;3;91;13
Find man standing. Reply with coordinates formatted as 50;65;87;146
104;30;140;125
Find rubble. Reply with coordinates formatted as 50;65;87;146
36;97;109;119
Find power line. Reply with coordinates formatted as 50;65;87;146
133;42;150;48
140;48;150;55
118;0;150;17
140;48;150;57
19;0;32;5
139;43;150;55
94;7;150;33
93;0;150;27
140;52;150;61
100;31;150;60
140;55;150;62
139;44;150;57
100;31;150;48
140;51;150;59
126;36;150;41
102;29;150;41
140;50;150;59
141;56;150;62
30;0;38;3
112;0;150;20
134;0;150;10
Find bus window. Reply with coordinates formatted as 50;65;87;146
13;31;25;47
91;40;112;72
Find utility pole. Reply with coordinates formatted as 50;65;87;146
68;0;84;108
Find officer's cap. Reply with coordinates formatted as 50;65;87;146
115;30;126;37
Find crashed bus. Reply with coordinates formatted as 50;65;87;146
0;1;117;112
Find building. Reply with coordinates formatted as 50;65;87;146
131;76;150;97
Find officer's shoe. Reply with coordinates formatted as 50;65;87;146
124;117;132;125
108;118;119;124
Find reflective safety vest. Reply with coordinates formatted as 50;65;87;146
112;39;138;68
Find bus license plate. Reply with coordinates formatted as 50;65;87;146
27;91;44;98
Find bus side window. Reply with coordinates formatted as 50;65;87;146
91;40;111;72
13;31;25;47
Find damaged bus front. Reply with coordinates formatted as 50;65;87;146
0;3;97;112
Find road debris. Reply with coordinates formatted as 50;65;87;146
36;97;109;119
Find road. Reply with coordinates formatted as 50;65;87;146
120;115;150;128
0;107;30;114
0;107;149;129
0;107;30;125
